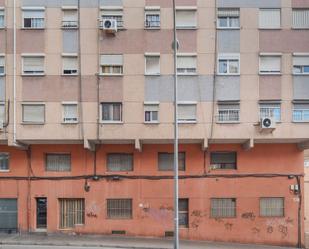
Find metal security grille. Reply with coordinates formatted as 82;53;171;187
179;199;189;227
107;199;132;219
260;197;284;217
59;199;84;229
211;198;236;218
107;153;133;171
0;199;17;232
210;152;236;169
46;154;71;172
158;152;185;171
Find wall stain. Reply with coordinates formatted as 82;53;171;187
224;222;233;230
278;225;288;238
252;227;260;235
241;212;256;221
267;226;273;234
191;210;207;218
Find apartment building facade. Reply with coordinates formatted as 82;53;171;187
0;0;308;247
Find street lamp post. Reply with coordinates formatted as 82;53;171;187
172;0;179;248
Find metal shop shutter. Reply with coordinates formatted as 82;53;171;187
0;199;17;231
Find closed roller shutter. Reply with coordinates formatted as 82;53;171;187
0;199;17;232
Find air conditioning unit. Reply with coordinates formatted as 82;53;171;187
102;19;117;33
260;117;276;129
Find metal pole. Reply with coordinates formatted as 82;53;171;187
13;0;17;144
172;0;179;248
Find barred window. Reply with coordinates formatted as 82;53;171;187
0;153;9;171
59;199;84;229
179;199;189;227
210;152;236;170
211;198;236;218
107;153;133;171
260;197;284;217
158;152;185;171
107;199;132;219
46;154;71;172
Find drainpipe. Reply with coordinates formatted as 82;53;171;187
13;0;17;145
296;176;303;248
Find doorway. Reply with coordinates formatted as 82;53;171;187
36;198;47;229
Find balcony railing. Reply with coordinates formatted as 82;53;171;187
260;107;281;122
217;109;240;123
62;21;78;28
293;109;309;122
144;20;160;28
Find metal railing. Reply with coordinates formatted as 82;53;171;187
217;109;239;123
62;20;78;28
293;109;309;122
144;20;160;28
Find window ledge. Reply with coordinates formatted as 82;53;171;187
293;73;309;76
258;28;282;30
144;27;161;30
292;121;309;123
216;121;240;124
21;122;45;125
178;120;197;124
144;121;159;124
0;170;10;173
99;74;123;77
21;28;45;30
100;121;123;124
178;73;198;76
176;27;197;30
259;73;281;76
145;73;161;76
22;74;45;77
0;27;5;30
216;27;240;30
217;73;240;76
292;27;309;30
61;74;78;77
0;74;5;76
61;26;79;30
61;121;79;125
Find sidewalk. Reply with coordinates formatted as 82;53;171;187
0;233;298;249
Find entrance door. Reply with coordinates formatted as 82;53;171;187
36;198;47;229
0;199;17;233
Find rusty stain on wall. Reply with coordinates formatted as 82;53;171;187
241;212;256;221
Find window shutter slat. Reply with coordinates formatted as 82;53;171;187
260;56;281;72
177;56;196;69
217;9;239;17
176;10;196;27
63;57;78;70
23;10;45;18
293;56;309;66
293;10;309;28
23;105;44;123
259;9;280;28
178;104;196;120
101;55;123;65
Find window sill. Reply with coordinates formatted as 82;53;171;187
178;120;197;124
145;73;160;76
259;72;281;76
144;121;159;124
292;27;309;30
217;73;240;76
216;121;240;124
216;27;240;30
62;121;79;125
144;27;161;30
22;122;45;125
100;121;123;124
22;73;45;77
293;73;309;76
176;27;197;30
0;74;5;76
0;27;6;30
61;74;78;77
0;170;10;173
258;28;282;30
292;121;309;123
61;26;79;30
99;74;123;77
21;27;45;30
177;73;198;76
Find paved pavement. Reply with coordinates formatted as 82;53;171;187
0;233;299;249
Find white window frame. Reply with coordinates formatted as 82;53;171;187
177;102;197;124
259;8;281;29
292;9;309;29
62;53;78;76
61;6;78;29
0;8;5;29
259;103;281;122
175;7;197;29
177;53;197;75
0;152;9;172
217;8;240;29
217;104;240;123
144;102;159;124
145;6;160;29
0;54;5;75
22;54;45;76
217;53;240;75
0;102;5;124
100;7;124;29
100;102;123;123
22;7;45;29
62;102;78;124
145;53;160;76
22;102;45;124
100;54;123;76
259;53;282;75
293;53;309;75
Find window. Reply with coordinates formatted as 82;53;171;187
0;153;9;171
101;103;122;122
218;54;240;75
292;9;309;29
177;55;197;75
107;199;132;219
293;102;309;122
22;8;45;29
0;56;4;75
260;102;281;122
293;55;309;74
100;55;123;75
158;152;185;171
305;159;309;167
217;8;240;29
145;7;160;28
210;152;237;170
259;9;281;29
0;103;4;123
179;199;189;228
101;8;123;28
22;55;45;75
217;103;240;123
260;197;284;217
144;103;159;123
211;198;236;218
62;103;78;123
62;55;78;75
145;54;160;75
176;8;197;29
59;199;84;229
46;154;71;172
178;103;197;123
62;8;78;28
259;55;281;74
107;153;133;171
22;103;45;124
0;9;5;28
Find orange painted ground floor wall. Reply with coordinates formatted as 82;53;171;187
0;143;305;247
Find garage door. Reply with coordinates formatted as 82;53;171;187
0;199;17;232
